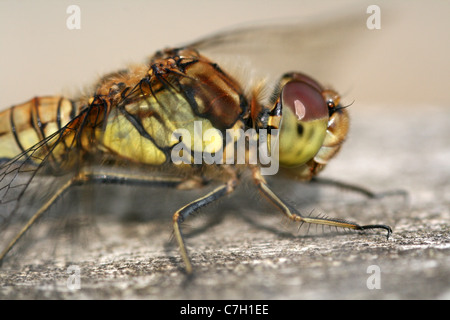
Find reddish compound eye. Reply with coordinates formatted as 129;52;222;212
281;80;328;122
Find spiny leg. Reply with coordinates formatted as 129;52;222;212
252;168;392;239
311;176;408;200
172;177;237;274
90;167;236;273
80;171;187;188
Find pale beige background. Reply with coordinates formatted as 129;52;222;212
0;0;449;300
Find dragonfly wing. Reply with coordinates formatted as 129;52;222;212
186;11;372;96
0;124;79;261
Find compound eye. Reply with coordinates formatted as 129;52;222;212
281;81;328;122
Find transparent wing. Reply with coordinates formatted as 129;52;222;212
0;116;82;262
0;131;66;215
184;10;372;88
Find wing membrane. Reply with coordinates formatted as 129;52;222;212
186;12;370;85
0;117;81;260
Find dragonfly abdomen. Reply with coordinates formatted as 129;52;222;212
0;96;77;161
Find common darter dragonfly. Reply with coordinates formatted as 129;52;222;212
0;20;394;273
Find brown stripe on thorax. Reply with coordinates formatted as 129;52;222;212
170;49;248;131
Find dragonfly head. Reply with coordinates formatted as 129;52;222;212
270;72;349;178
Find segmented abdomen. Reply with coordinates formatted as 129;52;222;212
0;96;77;161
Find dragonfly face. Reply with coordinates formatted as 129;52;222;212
0;35;389;274
263;72;349;179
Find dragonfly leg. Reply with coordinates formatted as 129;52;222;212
172;176;238;274
80;171;187;188
82;168;237;273
310;176;408;200
252;168;392;239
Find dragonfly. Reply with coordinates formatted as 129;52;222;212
0;19;393;274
